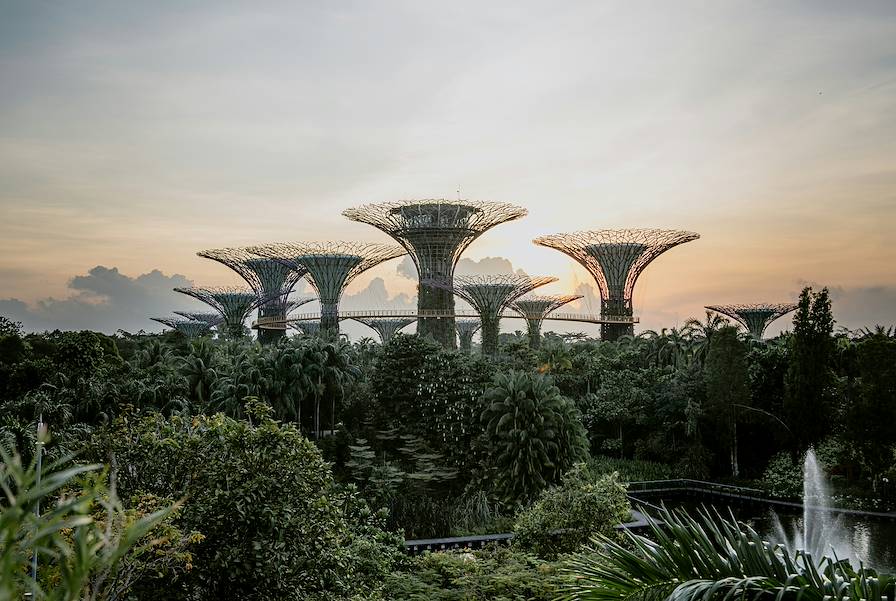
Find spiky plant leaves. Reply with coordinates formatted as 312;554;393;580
559;505;895;601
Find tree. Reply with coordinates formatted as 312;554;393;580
704;325;749;477
479;371;588;505
846;332;896;479
784;287;835;450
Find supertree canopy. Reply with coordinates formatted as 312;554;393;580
534;229;699;340
510;294;583;349
454;318;482;353
424;274;556;355
150;317;211;339
250;242;405;336
350;317;415;344
706;303;797;339
197;247;309;344
173;286;262;339
343;199;527;347
172;311;224;328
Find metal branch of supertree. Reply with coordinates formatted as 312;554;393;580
510;294;583;349
289;319;322;336
197;247;311;344
454;318;482;353
706;303;797;339
534;228;699;340
173;286;262;339
150;317;211;338
343;199;527;347
350;317;415;344
249;241;406;336
173;311;224;327
424;274;557;355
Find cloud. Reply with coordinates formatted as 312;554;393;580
826;285;896;332
0;266;199;334
396;255;527;280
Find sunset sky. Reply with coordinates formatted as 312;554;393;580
1;1;894;338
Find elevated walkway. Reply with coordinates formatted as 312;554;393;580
254;309;639;330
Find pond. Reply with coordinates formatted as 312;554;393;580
642;498;896;573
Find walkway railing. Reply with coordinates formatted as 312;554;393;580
254;309;639;329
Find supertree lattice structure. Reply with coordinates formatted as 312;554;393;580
706;303;797;339
350;317;415;344
454;318;482;353
150;317;211;339
424;274;556;355
510;294;583;349
197;247;309;344
172;311;224;328
534;229;699;340
289;319;322;337
343;199;527;348
173;286;262;339
250;242;405;336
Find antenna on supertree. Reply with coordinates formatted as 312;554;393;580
454;318;482;353
150;317;211;339
250;242;405;337
424;274;556;355
534;229;699;340
289;319;322;337
706;303;797;339
172;310;224;328
349;317;415;344
197;247;309;344
343;199;527;348
173;286;263;339
510;294;583;349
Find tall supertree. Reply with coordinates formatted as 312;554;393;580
250;242;405;337
197;247;309;345
150;317;211;338
350;317;415;344
510;294;583;349
534;229;699;340
454;318;482;353
424;274;556;355
172;311;224;328
290;319;322;337
706;303;797;339
343;199;527;348
173;286;262;339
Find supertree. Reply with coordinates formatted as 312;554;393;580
454;318;482;353
343;199;527;347
350;317;415;344
173;286;262;339
705;303;798;339
534;229;699;340
510;294;583;349
150;317;211;338
424;274;556;355
290;319;322;337
197;247;309;344
172;311;224;328
250;242;405;337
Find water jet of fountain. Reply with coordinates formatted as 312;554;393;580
772;448;854;563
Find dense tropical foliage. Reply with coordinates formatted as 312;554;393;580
1;285;894;598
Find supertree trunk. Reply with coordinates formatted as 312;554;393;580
480;316;501;356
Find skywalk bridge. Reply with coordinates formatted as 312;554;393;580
252;309;639;330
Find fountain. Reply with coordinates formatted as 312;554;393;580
772;449;854;563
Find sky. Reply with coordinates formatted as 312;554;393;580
1;1;894;338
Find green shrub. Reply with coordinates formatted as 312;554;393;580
479;371;589;505
383;545;569;600
513;464;630;558
95;405;403;600
587;455;678;482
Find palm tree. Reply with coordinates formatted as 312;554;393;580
560;505;894;601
